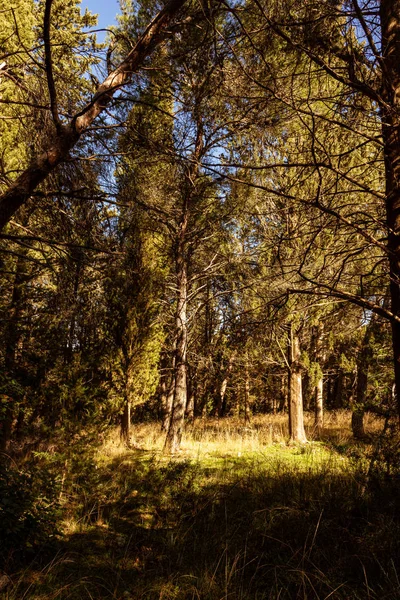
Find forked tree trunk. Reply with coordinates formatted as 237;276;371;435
288;325;307;444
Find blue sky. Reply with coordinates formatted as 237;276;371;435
80;0;121;40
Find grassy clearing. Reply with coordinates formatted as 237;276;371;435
2;412;400;600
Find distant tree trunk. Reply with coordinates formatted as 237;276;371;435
314;376;323;434
215;352;235;417
64;255;82;364
288;325;307;444
351;312;378;439
351;407;365;439
333;369;344;409
161;351;175;431
164;250;188;453
244;353;251;424
278;374;288;412
186;367;195;421
120;397;131;445
162;374;175;431
313;326;324;435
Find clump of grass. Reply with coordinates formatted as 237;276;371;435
4;412;399;600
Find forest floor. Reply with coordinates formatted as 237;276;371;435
3;411;400;600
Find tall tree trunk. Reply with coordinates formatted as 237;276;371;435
313;326;324;434
380;0;400;418
164;118;203;452
288;325;307;444
161;351;175;431
164;252;188;453
244;353;251;424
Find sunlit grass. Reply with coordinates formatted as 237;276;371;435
4;411;398;600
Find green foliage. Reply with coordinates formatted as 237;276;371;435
0;458;60;567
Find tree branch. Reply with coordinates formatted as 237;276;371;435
0;0;187;231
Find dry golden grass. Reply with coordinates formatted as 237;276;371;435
5;411;399;600
101;410;385;461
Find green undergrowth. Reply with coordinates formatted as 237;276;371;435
2;430;400;599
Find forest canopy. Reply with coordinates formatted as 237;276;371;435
0;0;398;448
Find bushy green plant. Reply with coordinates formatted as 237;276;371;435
0;458;60;567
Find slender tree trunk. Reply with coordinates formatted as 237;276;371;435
185;367;195;421
314;376;323;433
120;398;131;445
333;369;344;409
288;325;307;443
278;374;288;412
352;359;367;439
64;256;82;364
162;373;175;432
244;353;251;424
161;351;175;431
380;0;400;419
351;407;365;439
215;352;235;417
313;326;324;434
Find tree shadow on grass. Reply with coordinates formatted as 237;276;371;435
8;448;400;600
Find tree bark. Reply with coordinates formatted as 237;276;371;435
314;376;323;434
333;369;344;409
214;352;235;417
164;252;188;453
313;326;324;434
120;398;131;445
164;118;203;452
380;0;400;418
288;325;307;444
